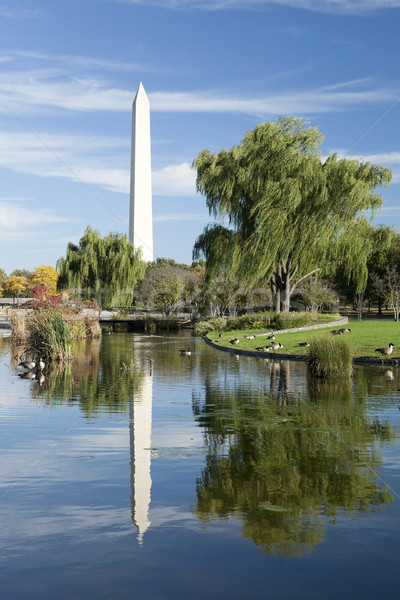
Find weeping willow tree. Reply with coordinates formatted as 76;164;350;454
57;227;146;307
193;117;393;313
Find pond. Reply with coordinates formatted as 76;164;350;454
1;331;400;599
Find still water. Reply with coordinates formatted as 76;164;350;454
1;331;400;599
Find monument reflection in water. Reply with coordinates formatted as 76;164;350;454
129;363;153;544
17;332;398;560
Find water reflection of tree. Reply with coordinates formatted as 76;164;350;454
16;335;145;417
192;361;395;557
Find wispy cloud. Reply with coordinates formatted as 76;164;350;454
0;130;196;196
0;65;396;117
10;49;158;73
329;149;400;183
0;5;42;18
0;200;70;230
113;0;400;15
152;163;196;196
0;130;129;191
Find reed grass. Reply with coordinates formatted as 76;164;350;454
28;308;72;361
307;335;354;379
9;310;29;340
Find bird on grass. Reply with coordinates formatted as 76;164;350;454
256;346;271;352
298;342;310;347
245;334;255;340
179;348;191;356
375;343;394;357
266;333;275;340
268;342;283;352
338;328;351;334
229;338;239;345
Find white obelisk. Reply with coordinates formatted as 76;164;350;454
129;82;153;262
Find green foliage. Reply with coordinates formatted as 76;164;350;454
193;117;393;312
139;264;204;316
57;226;145;307
308;336;353;378
194;311;338;336
194;366;393;556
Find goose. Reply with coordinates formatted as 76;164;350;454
266;333;275;340
36;358;45;371
18;359;36;370
338;328;351;334
268;342;283;351
256;346;271;352
330;329;341;335
179;348;191;356
245;334;255;340
18;371;36;380
218;333;223;339
375;343;394;357
298;342;310;347
229;338;239;345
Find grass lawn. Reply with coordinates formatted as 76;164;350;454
207;318;400;358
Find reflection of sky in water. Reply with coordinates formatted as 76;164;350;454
1;334;400;599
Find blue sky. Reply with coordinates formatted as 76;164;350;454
0;0;400;274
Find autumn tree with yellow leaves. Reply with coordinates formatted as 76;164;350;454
30;265;59;295
3;276;28;305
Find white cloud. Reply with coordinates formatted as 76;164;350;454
11;49;157;73
0;129;129;191
329;150;400;184
0;6;41;18
0;200;70;230
0;130;196;196
152;162;196;196
0;61;396;117
114;0;400;15
149;87;395;117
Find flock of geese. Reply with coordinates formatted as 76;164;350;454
207;328;397;360
18;358;45;371
17;357;46;384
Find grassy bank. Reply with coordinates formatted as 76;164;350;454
195;312;341;337
208;319;400;359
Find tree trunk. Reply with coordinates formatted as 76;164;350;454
282;289;290;314
270;277;281;313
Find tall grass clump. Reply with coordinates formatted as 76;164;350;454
308;335;353;379
29;309;72;361
9;310;29;340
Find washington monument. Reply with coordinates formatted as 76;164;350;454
129;82;154;262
